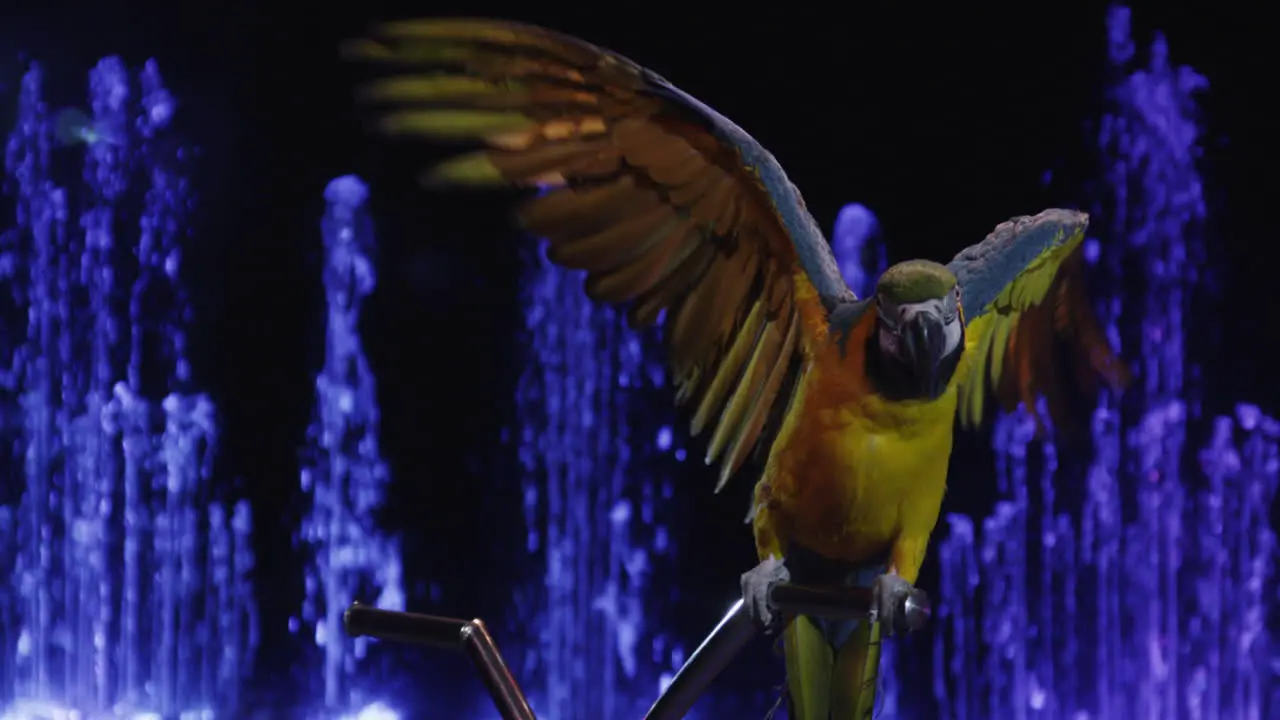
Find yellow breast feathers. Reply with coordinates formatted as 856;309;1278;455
760;308;966;563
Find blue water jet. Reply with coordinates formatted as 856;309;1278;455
514;238;683;719
832;203;887;300
0;58;258;718
931;7;1277;720
295;175;404;720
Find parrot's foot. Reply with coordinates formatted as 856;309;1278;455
741;556;790;634
869;572;915;635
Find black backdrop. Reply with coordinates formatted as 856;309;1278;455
3;0;1276;712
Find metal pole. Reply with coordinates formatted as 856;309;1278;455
771;583;932;630
460;619;538;720
642;582;931;720
347;581;931;720
344;603;538;720
343;603;469;648
641;599;756;720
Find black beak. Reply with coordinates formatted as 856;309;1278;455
900;313;947;391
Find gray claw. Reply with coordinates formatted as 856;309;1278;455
741;557;790;633
870;573;914;635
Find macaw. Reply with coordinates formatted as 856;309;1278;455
342;19;1130;719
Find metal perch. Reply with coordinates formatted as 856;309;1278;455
643;583;930;720
343;582;930;720
342;603;537;720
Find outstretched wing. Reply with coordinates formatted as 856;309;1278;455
949;209;1130;434
344;19;855;488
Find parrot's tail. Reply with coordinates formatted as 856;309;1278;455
834;621;884;719
784;615;884;720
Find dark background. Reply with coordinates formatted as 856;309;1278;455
4;0;1276;714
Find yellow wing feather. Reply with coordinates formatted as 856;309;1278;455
955;215;1130;434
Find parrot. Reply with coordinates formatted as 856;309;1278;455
341;19;1130;720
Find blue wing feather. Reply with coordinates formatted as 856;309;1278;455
644;76;856;306
946;209;1090;324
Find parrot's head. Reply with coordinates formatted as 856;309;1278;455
869;260;965;399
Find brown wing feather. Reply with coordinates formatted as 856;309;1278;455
347;19;817;488
961;248;1130;437
1015;256;1128;433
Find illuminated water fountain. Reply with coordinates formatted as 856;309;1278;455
831;203;887;300
0;58;258;718
295;175;404;720
513;237;685;719
930;8;1278;720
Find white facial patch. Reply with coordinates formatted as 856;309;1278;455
879;295;964;357
940;309;964;355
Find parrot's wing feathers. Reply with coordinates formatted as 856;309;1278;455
346;19;853;489
948;209;1130;434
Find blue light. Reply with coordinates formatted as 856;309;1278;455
656;425;673;452
832;202;887;299
337;700;400;720
0;59;257;718
930;7;1278;719
514;240;682;719
295;175;404;720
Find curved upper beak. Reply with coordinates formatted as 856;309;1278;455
899;311;948;390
